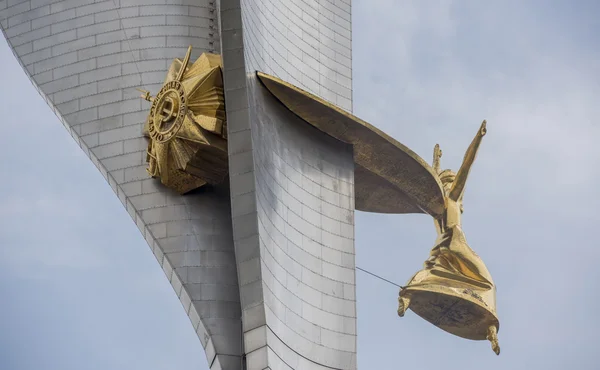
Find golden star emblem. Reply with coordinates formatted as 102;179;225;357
138;46;228;194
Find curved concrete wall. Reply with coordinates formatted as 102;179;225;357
219;0;356;369
0;1;242;369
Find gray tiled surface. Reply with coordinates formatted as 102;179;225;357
250;84;356;370
242;0;352;110
219;0;356;369
1;1;243;369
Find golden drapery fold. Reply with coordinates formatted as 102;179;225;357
398;225;499;354
397;121;500;355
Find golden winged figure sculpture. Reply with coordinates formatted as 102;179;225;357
397;121;500;355
138;46;228;194
240;72;501;355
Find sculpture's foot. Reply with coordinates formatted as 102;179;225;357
487;325;500;355
397;295;410;317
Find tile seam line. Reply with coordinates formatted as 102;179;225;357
255;162;355;227
245;324;352;370
258;241;357;318
256;196;356;267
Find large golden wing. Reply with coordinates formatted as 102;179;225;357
256;72;445;217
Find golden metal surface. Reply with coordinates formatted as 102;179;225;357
139;46;228;194
256;72;446;217
397;121;500;355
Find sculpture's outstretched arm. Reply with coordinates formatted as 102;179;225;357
432;144;445;234
449;120;487;201
433;144;442;174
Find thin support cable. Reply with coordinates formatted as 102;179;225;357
356;266;404;289
110;0;145;89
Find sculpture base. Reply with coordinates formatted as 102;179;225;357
400;285;499;341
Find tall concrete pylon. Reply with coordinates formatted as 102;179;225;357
1;1;356;369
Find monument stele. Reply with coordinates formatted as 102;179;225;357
138;47;501;355
0;1;500;367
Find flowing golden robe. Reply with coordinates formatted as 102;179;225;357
398;211;499;347
397;122;500;355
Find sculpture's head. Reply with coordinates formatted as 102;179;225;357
439;169;455;187
439;169;464;213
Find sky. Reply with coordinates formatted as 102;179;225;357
1;1;599;369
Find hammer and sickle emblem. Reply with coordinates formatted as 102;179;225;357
140;46;193;143
156;95;179;127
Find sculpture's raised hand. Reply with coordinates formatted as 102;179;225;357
479;120;487;136
448;120;488;202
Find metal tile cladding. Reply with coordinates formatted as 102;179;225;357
1;0;355;369
1;1;242;369
219;0;357;368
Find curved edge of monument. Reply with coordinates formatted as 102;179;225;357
219;0;359;368
256;72;446;218
0;4;241;370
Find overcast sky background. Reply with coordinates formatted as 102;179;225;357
1;1;599;369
